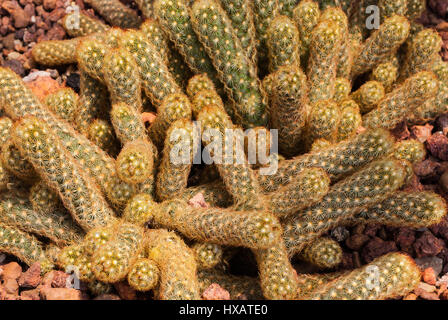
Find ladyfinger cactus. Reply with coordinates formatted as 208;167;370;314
32;38;81;66
406;0;426;21
355;191;446;228
116;139;154;185
191;89;225;118
278;0;299;17
378;0;407;21
62;12;109;38
178;181;233;207
392;139;426;164
0;117;13;144
266;15;301;72
127;258;160;291
411;81;448;124
363;71;439;129
1;139;37;182
146;229;200;300
135;0;154;18
44;88;79;124
351;15;411;77
252;0;280;59
29;180;63;214
84;0;142;28
76;37;108;81
370;62;399;92
110;102;146;144
282;158;408;254
191;0;268;128
305;252;421;300
12;116;115;231
306;99;341;146
87;119;119;156
351;80;385;113
151;199;281;249
333;78;352;102
336;99;362;142
192;242;223;270
299;237;342;269
156;119;194;201
292;0;321;63
139;19;170;63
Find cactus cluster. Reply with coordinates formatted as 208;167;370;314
0;0;446;301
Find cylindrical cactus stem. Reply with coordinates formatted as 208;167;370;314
92;222;145;283
87;119;119;156
333;78;351;103
378;0;407;21
298;237;342;269
135;0;154;18
44;88;79;124
123;193;157;226
151;199;282;249
0;195;84;246
102;47;143;110
186;73;216;99
197;105;265;211
29;180;63;214
145;229;200;300
351;15;411;77
363;71;439;129
307;19;344;103
267;167;330;218
191;0;269;128
0;162;13;193
350;80;385;113
0;222;50;267
191;89;226;118
62;11;109;37
0;117;13;144
267;64;308;156
12;116;115;231
110;102;146;145
76;71;110;135
139;19;169;63
296;272;343;299
306;99;341;146
153;0;220;89
218;0;257;61
355;191;447;228
305;252;421;300
370;61;399;92
1;139;37;182
148;93;192;149
252;0;279;60
178;181;233;207
406;0;426;20
411;81;448;124
282;158;408;255
278;0;299;17
292;0;321;63
257;128;395;192
127;258;160;291
400;28;443;80
167;46;193;88
32;38;81;66
266;15;301;72
83;224;115;255
198;269;264;299
391;139;426;165
192;242;223;270
116;139;155;185
119;30;182;106
432;57;448;83
58;244;98;282
254;238;299;300
76;37;109;81
156;119;194;201
336;99;362;142
83;0;142;28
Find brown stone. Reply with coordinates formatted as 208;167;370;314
18;262;41;288
2;278;19;295
114;281;136;300
1;1;31;28
422;267;437;285
361;237;397;263
414;231;444;258
42;270;70;288
40;287;82;300
43;0;56;10
202;283;230;300
403;293;418;300
20;289;41;300
1;262;22;280
411;124;434;143
2;33;16;51
345;234;369;251
426;132;448;161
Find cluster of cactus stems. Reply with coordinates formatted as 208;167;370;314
0;0;446;300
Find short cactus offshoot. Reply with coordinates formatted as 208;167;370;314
0;0;446;301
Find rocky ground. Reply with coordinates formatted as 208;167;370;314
1;0;448;300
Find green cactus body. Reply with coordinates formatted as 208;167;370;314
87;119;119;156
191;89;225;118
12;116;115;231
191;0;268;128
406;0;426;20
151;199;281;249
307;19;344;103
44;88;79;124
84;0;142;28
139;19;170;63
282;158;407;254
432;57;448;83
292;0;321;64
93;222;145;283
257;128;395;192
167;46;193;88
110;102;146;145
0;117;13;144
252;0;280;60
411;81;448;124
197;105;265;211
83;224;115;255
76;37;109;81
135;0;154;18
29;180;63;213
153;0;220;89
219;0;257;61
351;15;410;77
305;252;421;300
363;71;439;129
62;12;109;37
116;139;155;185
192;242;223;270
32;38;81;66
370;62;399;92
306;99;341;147
1;139;37;182
156;119;194;201
127;258;160;291
351;80;385;113
119;30;182;106
333;78;351;103
378;0;407;21
299;237;342;269
266;15;301;72
178;181;233;207
146;229;200;300
0;162;13;193
391;139;426;165
336;99;362;142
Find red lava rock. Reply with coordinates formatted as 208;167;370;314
414;282;440;300
1;262;22;280
390;121;410;141
48;7;66;22
20;288;40;300
426;132;448;161
141;112;156;124
94;294;121;300
414;231;445;258
339;252;354;270
363;224;381;237
188;193;209;208
46;23;65;40
361;237;397;263
403;293;418;300
40;287;82;300
2;1;31;28
202;283;230;300
42;270;69;288
18;262;41;288
430;217;448;242
345;234;369;251
43;0;56;10
414;157;448;180
114;281;136;300
441;290;448;300
394;228;416;253
422;267;437;285
2;278;19;295
3;59;25;76
411;124;434;143
2;33;16;50
402;174;425;192
24;73;63;99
